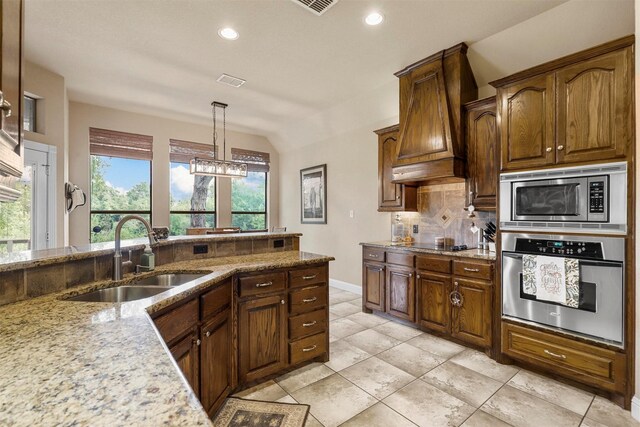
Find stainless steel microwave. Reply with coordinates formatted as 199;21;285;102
500;162;627;235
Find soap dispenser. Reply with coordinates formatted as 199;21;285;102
140;245;155;270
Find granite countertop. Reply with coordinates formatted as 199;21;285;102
361;241;496;261
0;251;333;426
0;232;302;272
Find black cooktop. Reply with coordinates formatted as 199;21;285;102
393;243;477;252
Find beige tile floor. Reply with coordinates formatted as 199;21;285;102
234;287;640;427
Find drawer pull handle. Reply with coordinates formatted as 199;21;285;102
302;297;317;303
302;345;317;352
544;349;566;359
302;274;318;280
463;268;480;272
368;254;379;258
302;321;317;327
256;281;273;288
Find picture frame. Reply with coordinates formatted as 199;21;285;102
300;164;327;224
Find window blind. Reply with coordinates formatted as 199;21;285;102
231;148;270;172
169;139;218;163
89;128;153;161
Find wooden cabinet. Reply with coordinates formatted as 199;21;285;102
498;74;555;171
363;261;385;312
417;271;450;333
238;294;288;383
464;97;497;210
169;330;200;396
200;307;232;416
0;0;24;201
493;37;633;171
450;277;492;347
386;265;415;322
392;43;477;184
375;124;417;212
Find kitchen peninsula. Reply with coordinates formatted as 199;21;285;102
0;233;333;426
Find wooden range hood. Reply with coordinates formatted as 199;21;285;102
392;43;477;185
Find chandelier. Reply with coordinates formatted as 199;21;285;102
190;101;248;178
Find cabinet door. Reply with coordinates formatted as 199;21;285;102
417;271;451;333
377;126;417;212
499;74;555;171
451;278;492;348
386;266;415;322
170;330;200;397
200;307;233;416
466;99;497;210
556;47;631;164
0;0;23;183
363;262;385;312
238;294;287;383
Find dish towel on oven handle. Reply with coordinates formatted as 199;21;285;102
522;254;579;308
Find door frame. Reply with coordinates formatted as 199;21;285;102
24;140;56;249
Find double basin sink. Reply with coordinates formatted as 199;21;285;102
65;273;208;303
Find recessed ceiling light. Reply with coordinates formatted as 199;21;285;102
365;12;384;26
218;27;239;40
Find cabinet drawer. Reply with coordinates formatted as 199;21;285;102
289;266;327;289
289;285;327;315
289;309;327;340
453;260;492;280
290;332;327;365
502;323;625;392
416;255;451;274
154;298;198;344
239;272;286;298
387;252;414;267
200;279;232;320
363;247;386;263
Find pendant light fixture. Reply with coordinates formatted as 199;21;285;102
190;101;248;178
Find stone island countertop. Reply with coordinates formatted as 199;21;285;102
360;241;496;261
0;250;333;427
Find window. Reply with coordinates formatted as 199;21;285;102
89;128;153;243
169;139;217;235
23;95;36;132
231;149;269;231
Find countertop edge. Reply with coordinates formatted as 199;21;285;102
360;241;496;261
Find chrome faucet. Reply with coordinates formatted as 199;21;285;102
113;215;157;281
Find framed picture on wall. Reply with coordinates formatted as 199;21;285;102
300;164;327;224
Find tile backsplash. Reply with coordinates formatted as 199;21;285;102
394;182;496;247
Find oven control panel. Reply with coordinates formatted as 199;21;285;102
514;238;604;259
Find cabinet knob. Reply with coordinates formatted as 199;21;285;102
416;274;421;279
557;145;564;151
205;331;211;337
196;339;201;346
546;147;552;152
281;299;286;305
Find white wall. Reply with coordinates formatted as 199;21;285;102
68;102;279;246
23;61;68;247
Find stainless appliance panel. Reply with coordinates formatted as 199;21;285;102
501;232;624;347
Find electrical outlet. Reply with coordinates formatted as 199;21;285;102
413;224;419;234
193;244;208;255
349;210;354;218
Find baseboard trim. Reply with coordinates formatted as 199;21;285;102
632;396;640;421
329;278;362;295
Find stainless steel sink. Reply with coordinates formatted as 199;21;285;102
132;273;208;287
65;286;171;303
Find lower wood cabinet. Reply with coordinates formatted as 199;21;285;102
451;277;492;347
386;266;415;322
169;330;200;396
363;262;385;312
200;307;233;415
417;271;451;334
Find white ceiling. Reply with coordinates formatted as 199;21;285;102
24;0;572;151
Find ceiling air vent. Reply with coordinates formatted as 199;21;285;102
290;0;338;16
216;74;246;88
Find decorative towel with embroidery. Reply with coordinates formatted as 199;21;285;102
522;254;579;308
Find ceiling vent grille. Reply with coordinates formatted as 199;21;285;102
216;74;246;88
290;0;338;16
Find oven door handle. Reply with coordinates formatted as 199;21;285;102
502;252;622;268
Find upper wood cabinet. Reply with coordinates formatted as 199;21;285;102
375;124;417;212
492;36;633;171
464;97;498;210
392;43;477;184
0;0;24;201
